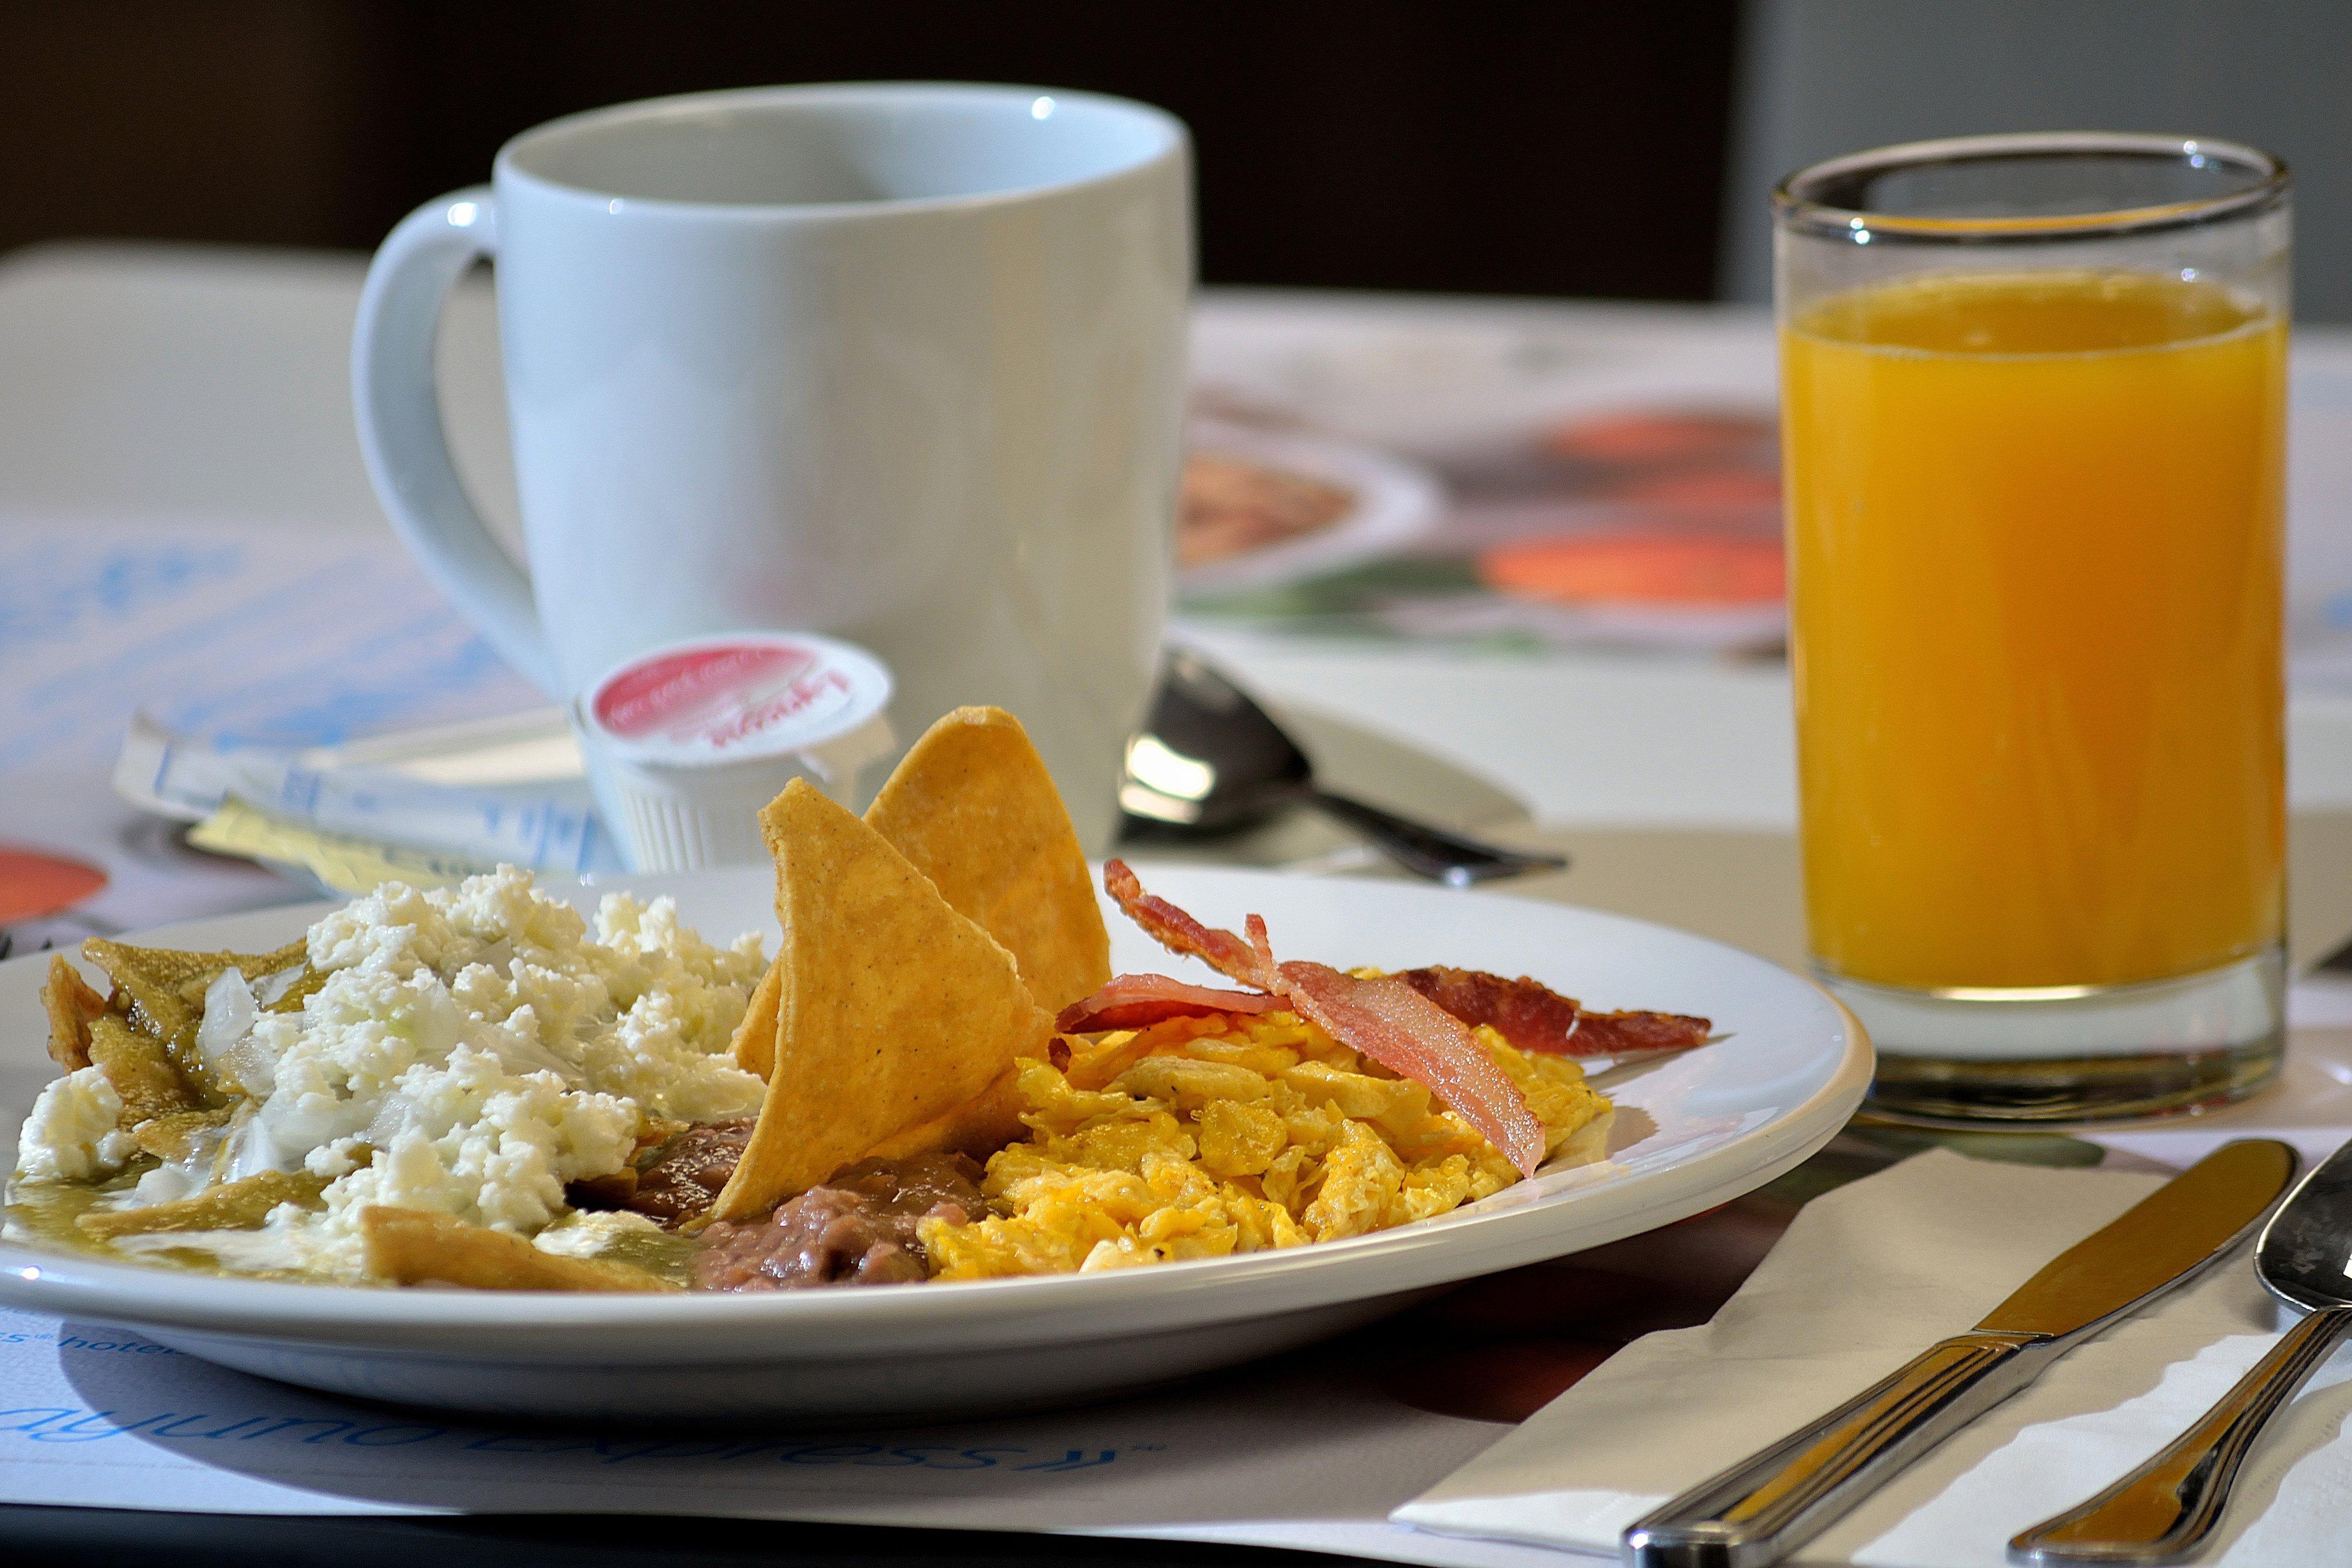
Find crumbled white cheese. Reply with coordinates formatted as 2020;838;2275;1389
85;866;766;1257
14;1066;135;1182
533;1208;662;1258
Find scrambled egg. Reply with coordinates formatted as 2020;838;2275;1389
921;1008;1610;1278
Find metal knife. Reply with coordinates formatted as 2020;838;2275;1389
1620;1138;2298;1568
2009;1129;2352;1564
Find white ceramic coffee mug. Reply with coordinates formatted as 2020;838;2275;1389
353;83;1191;854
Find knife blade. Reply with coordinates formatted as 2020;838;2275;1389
1621;1138;2297;1568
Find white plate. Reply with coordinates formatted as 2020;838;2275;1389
1177;422;1444;596
0;864;1869;1423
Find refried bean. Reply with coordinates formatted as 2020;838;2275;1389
616;1117;756;1227
692;1154;987;1290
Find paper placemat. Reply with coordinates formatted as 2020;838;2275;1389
0;1295;1558;1567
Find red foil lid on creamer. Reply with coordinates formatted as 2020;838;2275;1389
575;633;894;871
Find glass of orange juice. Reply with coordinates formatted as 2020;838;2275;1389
1777;134;2290;1122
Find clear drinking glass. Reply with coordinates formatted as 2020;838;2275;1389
1776;133;2291;1122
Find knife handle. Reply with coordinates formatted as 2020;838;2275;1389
2007;1304;2352;1565
1622;1329;2050;1568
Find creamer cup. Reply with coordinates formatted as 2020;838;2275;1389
574;633;894;871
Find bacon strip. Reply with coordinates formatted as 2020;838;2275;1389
1396;967;1581;1053
1395;966;1709;1057
1276;962;1548;1176
1055;974;1280;1034
1100;861;1547;1177
1104;860;1275;989
1562;1008;1713;1056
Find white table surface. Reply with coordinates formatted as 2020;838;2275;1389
6;238;2352;835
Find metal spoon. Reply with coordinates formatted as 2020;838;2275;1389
1118;648;1568;886
2010;1132;2352;1564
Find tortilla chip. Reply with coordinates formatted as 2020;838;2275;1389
87;1014;203;1126
81;938;305;1102
729;708;1105;1083
356;1206;674;1292
78;1169;327;1238
862;1063;1026;1165
128;1106;235;1163
266;965;326;1015
729;955;784;1081
41;956;106;1071
710;781;1051;1221
863;706;1110;1014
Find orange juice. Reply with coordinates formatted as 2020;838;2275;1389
1783;271;2286;991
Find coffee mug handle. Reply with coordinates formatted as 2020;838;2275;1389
352;187;560;694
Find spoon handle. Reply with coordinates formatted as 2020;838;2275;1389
2009;1303;2352;1564
1305;788;1568;885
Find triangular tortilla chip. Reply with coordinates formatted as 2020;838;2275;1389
728;956;784;1081
710;781;1050;1220
81;1169;328;1239
87;1014;202;1124
861;1063;1026;1166
727;708;1104;1085
357;1207;674;1292
41;956;105;1072
862;706;1110;1013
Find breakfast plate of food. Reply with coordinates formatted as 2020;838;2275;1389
1;708;1869;1422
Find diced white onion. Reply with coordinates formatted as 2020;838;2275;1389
194;969;266;1093
252;965;302;1008
362;1096;410;1148
221;1111;295;1180
129;1162;198;1206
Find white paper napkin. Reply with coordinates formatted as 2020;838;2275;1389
1396;1148;2352;1567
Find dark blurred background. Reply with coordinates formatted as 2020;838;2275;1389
0;1;1742;301
4;1;2348;317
